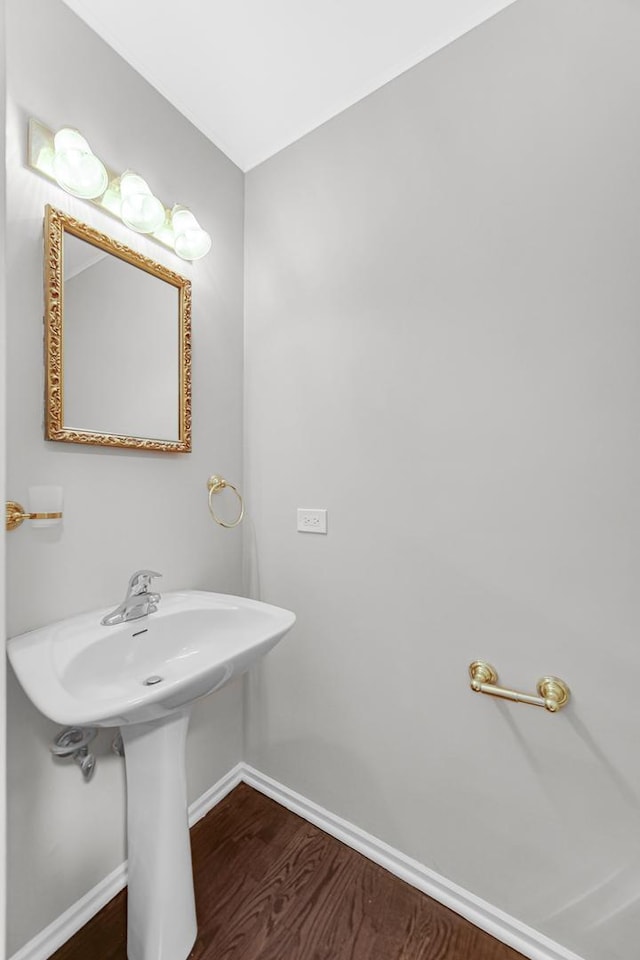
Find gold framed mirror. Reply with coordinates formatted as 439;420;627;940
44;205;192;453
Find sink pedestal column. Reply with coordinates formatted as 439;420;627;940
120;710;197;960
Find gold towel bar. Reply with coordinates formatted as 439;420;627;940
6;501;63;531
469;661;570;713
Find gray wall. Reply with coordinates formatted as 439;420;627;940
244;2;640;958
1;1;7;956
5;0;245;952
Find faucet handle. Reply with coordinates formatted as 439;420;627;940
127;569;163;596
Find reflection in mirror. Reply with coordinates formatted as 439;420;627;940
45;205;192;453
63;234;180;439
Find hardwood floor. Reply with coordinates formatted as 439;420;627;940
50;783;525;960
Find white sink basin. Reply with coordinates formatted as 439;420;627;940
8;590;295;727
8;589;295;960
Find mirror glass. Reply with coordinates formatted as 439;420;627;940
63;234;180;439
45;205;192;453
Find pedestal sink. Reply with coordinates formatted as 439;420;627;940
8;590;296;960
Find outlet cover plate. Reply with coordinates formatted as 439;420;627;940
297;508;327;534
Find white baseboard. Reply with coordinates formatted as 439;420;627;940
242;765;585;960
9;762;244;960
11;761;584;960
188;761;244;828
8;862;128;960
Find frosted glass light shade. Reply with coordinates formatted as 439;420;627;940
120;171;166;234
52;128;108;199
171;205;212;260
153;213;176;247
28;485;63;529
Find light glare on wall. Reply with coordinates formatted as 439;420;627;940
28;118;212;261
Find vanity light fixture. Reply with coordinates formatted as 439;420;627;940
172;205;212;260
120;171;166;234
5;486;64;532
28;118;212;261
52;128;108;200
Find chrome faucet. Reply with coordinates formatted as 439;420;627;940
101;570;162;626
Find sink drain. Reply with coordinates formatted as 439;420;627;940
143;675;164;686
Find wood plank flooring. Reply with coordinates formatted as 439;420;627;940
50;783;525;960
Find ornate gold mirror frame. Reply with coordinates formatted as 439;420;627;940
44;205;192;453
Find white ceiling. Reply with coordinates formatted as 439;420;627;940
61;0;518;171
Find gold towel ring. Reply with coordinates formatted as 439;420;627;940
207;475;244;528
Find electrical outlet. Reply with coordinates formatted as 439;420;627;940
297;508;327;534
